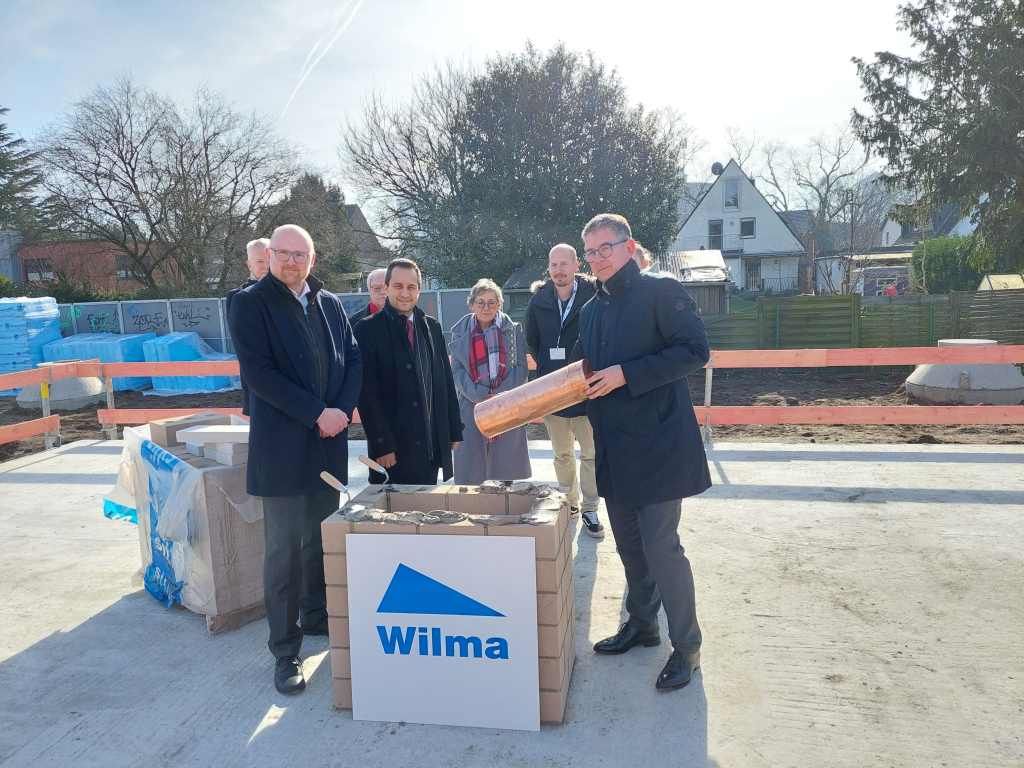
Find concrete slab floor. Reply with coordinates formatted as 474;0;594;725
0;439;1021;768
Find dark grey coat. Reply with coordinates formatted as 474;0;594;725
574;260;712;506
448;312;531;484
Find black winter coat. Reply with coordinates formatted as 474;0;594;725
354;301;463;484
525;275;597;418
226;277;258;415
228;273;362;497
575;260;711;505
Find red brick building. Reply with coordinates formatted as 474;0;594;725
18;240;146;292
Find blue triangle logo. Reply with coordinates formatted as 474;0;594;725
377;563;504;617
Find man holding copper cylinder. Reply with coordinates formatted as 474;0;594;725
575;213;712;692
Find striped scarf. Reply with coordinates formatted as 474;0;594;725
468;317;508;393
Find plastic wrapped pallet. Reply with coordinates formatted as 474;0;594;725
0;296;61;396
43;332;155;390
117;424;267;633
142;331;240;396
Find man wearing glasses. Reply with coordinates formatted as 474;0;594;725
228;224;362;696
574;213;711;692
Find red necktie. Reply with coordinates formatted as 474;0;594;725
407;317;415;348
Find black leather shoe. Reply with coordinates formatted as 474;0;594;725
274;656;306;695
656;649;700;691
593;621;661;655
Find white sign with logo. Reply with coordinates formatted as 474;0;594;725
346;534;540;731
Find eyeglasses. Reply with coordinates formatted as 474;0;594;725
583;238;628;261
473;299;499;309
271;248;309;264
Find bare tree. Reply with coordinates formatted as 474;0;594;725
725;126;758;171
39;79;297;292
343;64;472;261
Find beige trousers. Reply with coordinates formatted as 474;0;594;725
542;414;598;511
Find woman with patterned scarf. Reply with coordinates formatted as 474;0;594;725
448;278;531;484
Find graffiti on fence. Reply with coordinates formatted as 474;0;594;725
171;303;213;329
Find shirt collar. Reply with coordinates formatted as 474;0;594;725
291;281;310;301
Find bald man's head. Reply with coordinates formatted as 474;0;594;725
547;243;579;289
366;267;387;308
246;237;270;280
269;224;316;292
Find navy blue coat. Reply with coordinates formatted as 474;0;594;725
575;260;711;506
228;273;362;497
226;278;258;415
525;275;597;418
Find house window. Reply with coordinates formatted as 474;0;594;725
116;256;132;280
26;259;55;282
708;219;723;250
723;179;740;209
740;218;756;238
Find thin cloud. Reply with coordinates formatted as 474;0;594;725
279;0;366;119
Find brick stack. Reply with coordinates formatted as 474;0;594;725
321;482;576;725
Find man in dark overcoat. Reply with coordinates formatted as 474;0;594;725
574;212;712;692
354;258;463;484
228;224;361;696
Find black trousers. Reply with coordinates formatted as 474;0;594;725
261;487;338;660
605;497;702;652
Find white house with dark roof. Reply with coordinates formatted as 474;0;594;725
670;160;806;293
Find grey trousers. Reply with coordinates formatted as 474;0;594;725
605;497;702;652
261;487;338;660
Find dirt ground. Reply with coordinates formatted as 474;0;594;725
2;367;1022;462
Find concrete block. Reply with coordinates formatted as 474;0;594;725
326;586;348;617
447;486;508;516
321;515;351;554
487;518;560;559
540;685;569;724
538;613;571;658
332;678;353;710
536;538;569;593
386;486;450;513
419;519;486;536
328;616;349;648
352;520;420;536
209;441;248;466
177;424;250;444
330;647;351;679
148;412;230;447
324;554;347;586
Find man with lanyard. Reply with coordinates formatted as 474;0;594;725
525;243;604;538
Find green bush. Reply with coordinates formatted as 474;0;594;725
911;235;992;294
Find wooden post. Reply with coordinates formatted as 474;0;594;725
40;379;56;450
702;366;714;450
851;294;862;348
104;374;118;440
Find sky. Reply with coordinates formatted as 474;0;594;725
1;0;914;204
